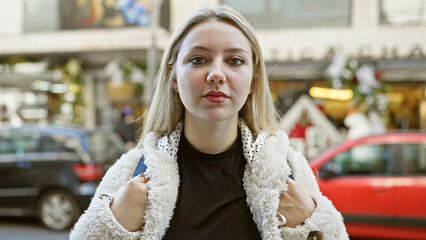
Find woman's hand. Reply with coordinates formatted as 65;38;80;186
110;174;149;232
278;178;316;228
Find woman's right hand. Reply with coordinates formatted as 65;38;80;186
110;174;149;232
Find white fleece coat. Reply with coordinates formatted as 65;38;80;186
70;120;348;240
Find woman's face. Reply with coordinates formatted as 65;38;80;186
174;20;253;123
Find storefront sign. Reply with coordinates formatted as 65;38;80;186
269;44;426;62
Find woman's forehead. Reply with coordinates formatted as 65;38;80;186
181;20;251;52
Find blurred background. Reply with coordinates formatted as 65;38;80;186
0;0;425;239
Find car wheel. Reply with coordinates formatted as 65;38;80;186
36;189;81;230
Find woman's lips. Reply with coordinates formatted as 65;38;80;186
203;90;229;103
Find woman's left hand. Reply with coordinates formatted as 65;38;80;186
278;178;316;228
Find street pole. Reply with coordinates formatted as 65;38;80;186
145;0;163;105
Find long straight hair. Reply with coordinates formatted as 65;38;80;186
137;5;278;147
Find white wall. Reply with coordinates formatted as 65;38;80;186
169;0;426;62
1;0;425;63
0;0;23;34
255;0;426;62
170;0;219;31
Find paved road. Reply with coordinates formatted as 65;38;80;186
0;217;68;240
0;217;375;240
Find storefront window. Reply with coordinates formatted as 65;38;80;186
1;0;170;33
222;0;351;28
60;0;170;30
380;0;426;26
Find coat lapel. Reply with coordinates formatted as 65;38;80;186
240;120;292;240
138;120;292;240
139;123;183;240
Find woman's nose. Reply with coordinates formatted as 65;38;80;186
206;61;226;84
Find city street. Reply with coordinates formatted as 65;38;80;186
0;217;375;240
0;0;425;239
0;217;68;240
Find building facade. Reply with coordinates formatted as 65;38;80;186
0;0;425;132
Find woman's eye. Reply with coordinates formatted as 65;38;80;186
228;57;244;66
190;56;206;65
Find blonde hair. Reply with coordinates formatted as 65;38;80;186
138;5;278;146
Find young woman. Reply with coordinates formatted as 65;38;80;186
70;5;348;240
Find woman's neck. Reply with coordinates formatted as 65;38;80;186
183;116;238;154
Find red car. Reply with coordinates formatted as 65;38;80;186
309;132;426;239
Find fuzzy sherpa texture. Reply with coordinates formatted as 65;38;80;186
69;148;144;240
139;123;182;240
278;143;349;239
241;123;292;240
70;120;348;240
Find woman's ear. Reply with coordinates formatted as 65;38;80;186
172;79;179;93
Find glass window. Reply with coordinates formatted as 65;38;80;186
222;0;351;28
106;132;126;152
14;134;40;153
380;0;426;26
60;0;170;30
329;144;393;176
89;132;109;156
89;131;124;164
89;131;125;155
0;137;15;154
400;143;426;175
39;135;75;153
1;0;170;33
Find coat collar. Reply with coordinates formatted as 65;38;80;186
140;119;291;240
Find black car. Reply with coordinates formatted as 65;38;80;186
0;125;126;230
